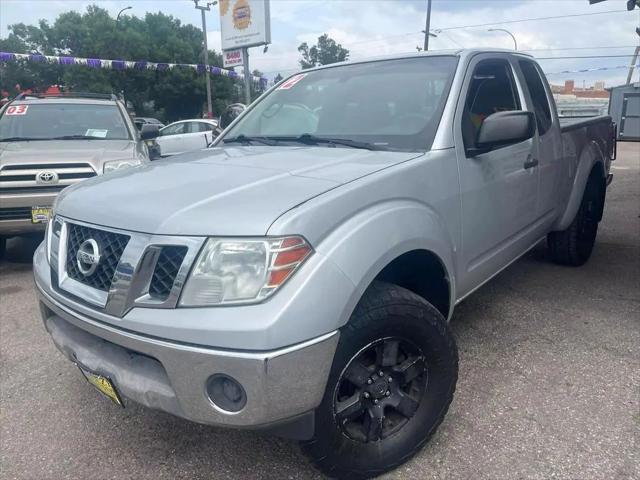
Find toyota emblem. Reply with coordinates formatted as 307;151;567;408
36;170;59;184
76;239;101;276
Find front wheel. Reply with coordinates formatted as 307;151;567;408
301;282;458;479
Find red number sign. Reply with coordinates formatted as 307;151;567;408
5;105;28;116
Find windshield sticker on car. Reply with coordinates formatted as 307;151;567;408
85;129;108;138
278;74;307;90
5;105;28;116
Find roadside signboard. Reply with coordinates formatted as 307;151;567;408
223;48;243;68
219;0;271;51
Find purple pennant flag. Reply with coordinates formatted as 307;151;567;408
87;58;101;68
134;61;147;70
228;70;238;78
29;54;46;62
0;52;15;61
112;60;125;70
196;64;206;73
59;56;75;65
156;63;169;71
211;66;221;76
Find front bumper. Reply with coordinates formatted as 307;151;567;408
0;191;56;236
35;279;338;436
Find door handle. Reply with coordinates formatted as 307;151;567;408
524;157;539;169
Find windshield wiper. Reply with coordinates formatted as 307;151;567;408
0;136;50;142
268;133;384;151
222;134;279;146
49;135;105;140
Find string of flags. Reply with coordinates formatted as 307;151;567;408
0;52;268;88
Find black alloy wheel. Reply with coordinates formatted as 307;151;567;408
334;337;427;443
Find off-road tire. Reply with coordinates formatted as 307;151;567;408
548;174;604;266
301;281;458;479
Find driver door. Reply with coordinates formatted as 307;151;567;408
454;55;540;296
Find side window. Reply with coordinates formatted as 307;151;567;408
519;60;552;135
462;60;521;150
190;122;209;133
162;123;185;136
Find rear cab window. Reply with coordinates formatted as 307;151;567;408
518;60;553;135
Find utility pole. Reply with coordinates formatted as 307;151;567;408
242;48;251;105
627;45;640;85
423;0;432;51
194;0;217;118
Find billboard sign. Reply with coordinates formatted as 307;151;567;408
220;0;271;51
223;48;243;68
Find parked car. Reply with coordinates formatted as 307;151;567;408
133;117;164;131
34;50;615;478
155;119;219;156
0;92;158;258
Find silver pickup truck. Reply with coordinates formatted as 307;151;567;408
33;50;615;478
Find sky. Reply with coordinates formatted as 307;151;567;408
0;0;639;87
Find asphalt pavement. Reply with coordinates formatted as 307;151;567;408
1;142;638;480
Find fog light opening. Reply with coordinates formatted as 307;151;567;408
206;374;247;413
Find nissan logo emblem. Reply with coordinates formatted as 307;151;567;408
76;239;101;276
36;170;59;184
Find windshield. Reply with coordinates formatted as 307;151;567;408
224;56;458;151
0;103;131;141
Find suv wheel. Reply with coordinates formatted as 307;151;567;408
301;282;458;479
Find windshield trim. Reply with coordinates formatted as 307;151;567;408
215;55;460;153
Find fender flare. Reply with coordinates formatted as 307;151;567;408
315;199;458;324
553;141;606;232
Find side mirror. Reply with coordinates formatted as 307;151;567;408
472;110;536;155
140;124;160;140
219;103;246;129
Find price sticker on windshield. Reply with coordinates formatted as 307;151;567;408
5;105;28;116
278;74;307;90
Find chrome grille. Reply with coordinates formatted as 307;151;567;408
65;223;130;292
0;163;96;193
148;246;188;300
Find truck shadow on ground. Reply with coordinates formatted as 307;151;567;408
1;236;43;266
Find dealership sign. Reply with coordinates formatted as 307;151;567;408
220;0;271;50
223;49;243;68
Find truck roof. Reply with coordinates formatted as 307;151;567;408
299;48;535;73
9;92;119;106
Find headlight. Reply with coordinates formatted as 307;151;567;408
103;158;142;174
179;236;312;306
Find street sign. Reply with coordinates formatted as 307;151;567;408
223;49;243;68
219;0;271;51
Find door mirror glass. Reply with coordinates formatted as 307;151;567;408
472;110;535;155
140;124;160;140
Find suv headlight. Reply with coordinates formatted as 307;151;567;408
103;158;142;174
179;236;312;306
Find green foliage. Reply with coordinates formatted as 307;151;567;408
298;34;349;69
0;5;242;122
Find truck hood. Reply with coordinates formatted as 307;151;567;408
0;140;138;169
56;146;423;236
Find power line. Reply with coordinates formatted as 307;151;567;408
436;9;629;31
343;9;630;48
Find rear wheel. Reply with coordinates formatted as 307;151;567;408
301;282;458;479
0;237;6;260
548;174;604;266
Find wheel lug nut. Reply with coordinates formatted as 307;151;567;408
374;399;379;404
363;392;370;399
367;378;373;385
385;390;391;396
379;370;384;377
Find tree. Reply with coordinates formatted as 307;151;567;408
0;6;241;121
298;34;349;69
